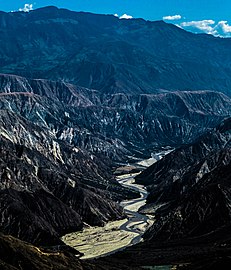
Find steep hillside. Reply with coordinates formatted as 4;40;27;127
0;114;131;245
103;118;231;268
1;74;230;248
1;7;231;94
136;118;231;214
0;74;230;161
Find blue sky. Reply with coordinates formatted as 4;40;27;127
2;0;231;37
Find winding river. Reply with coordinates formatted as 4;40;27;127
62;151;172;259
117;173;153;245
62;170;154;259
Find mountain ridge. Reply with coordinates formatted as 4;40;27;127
1;6;231;95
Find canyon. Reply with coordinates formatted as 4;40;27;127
0;6;231;270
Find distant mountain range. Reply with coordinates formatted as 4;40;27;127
1;6;231;95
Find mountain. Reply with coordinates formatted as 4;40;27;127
136;117;231;214
1;7;231;95
1;6;231;268
102;118;231;268
0;73;230;248
0;73;231;161
0;109;134;245
0;75;143;245
140;118;231;243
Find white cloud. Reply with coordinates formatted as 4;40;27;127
119;14;133;19
114;14;119;17
180;20;217;35
178;19;231;37
163;15;182;21
19;4;33;12
215;21;231;33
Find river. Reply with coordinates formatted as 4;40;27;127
116;173;154;246
62;151;172;259
62;170;154;259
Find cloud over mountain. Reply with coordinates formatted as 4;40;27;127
113;13;133;19
179;19;231;37
119;14;133;19
163;15;181;21
215;21;231;35
180;20;217;35
19;4;33;12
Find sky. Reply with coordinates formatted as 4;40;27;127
1;0;231;37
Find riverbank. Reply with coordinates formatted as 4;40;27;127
62;171;154;259
61;151;172;259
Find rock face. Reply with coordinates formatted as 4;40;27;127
0;119;129;245
1;7;231;95
136;118;231;244
0;74;231;161
0;89;141;245
0;72;230;246
0;72;231;253
102;118;231;268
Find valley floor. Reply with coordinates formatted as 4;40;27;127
62;151;172;259
62;171;154;259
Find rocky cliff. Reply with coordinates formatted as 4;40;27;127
1;74;231;161
0;73;231;248
0;115;130;245
136;117;231;215
103;118;231;268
